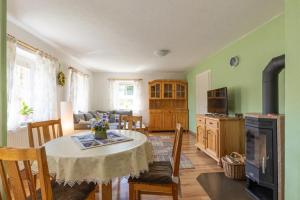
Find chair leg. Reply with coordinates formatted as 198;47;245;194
129;183;135;200
178;177;182;197
138;191;141;200
86;188;96;200
172;184;178;200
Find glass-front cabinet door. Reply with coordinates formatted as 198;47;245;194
149;81;161;99
162;82;174;99
175;83;186;99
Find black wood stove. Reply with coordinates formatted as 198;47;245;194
245;117;278;200
245;55;285;200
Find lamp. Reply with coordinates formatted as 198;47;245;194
60;101;74;135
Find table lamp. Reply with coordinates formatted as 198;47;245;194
60;101;74;135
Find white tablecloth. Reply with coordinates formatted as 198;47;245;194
43;130;153;186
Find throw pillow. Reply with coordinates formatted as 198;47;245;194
73;114;85;123
84;113;94;121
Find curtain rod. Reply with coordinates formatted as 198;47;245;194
68;67;89;77
7;34;58;61
108;78;143;81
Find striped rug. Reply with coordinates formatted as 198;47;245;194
148;136;194;169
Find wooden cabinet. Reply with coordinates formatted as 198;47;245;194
162;82;174;99
196;123;206;149
149;81;161;99
175;82;187;99
205;127;219;158
163;110;175;130
149;110;163;130
175;110;188;130
148;80;188;131
195;114;245;165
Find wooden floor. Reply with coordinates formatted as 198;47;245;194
96;132;223;200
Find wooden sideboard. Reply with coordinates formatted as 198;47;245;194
195;114;245;165
148;80;188;132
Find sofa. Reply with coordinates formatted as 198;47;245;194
73;110;133;130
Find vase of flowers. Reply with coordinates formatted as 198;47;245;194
92;120;109;139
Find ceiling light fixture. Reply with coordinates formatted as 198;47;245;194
154;49;171;57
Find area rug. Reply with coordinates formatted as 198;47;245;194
197;172;253;200
148;136;194;169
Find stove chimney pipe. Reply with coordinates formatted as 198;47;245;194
262;55;285;114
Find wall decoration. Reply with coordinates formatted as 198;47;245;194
57;71;66;86
229;56;240;68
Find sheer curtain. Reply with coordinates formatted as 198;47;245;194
132;80;143;115
7;38;18;130
68;68;89;113
7;45;59;130
108;80;121;110
31;51;58;122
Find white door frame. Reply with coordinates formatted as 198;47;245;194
195;70;211;114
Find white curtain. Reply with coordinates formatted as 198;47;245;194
31;51;58;122
68;68;89;113
7;38;18;130
132;80;142;115
7;45;59;130
108;79;120;111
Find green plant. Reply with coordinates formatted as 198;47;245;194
19;101;34;116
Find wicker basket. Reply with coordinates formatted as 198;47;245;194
221;152;246;180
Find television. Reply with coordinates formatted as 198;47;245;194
207;87;228;115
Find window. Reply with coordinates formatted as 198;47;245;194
7;39;58;130
117;82;135;110
109;79;142;114
7;47;36;129
14;47;35;109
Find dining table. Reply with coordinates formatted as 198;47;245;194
42;129;153;200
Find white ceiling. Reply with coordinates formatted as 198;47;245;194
8;0;283;72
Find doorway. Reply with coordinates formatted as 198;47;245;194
195;70;211;114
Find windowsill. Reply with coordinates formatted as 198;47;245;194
8;125;27;134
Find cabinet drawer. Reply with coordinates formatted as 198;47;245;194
206;119;219;128
196;116;205;125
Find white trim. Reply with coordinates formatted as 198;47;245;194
195;70;212;114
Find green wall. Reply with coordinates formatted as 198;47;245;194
186;15;285;132
285;0;300;199
0;0;6;147
0;1;6;198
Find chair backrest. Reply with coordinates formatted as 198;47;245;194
131;116;143;131
119;115;132;130
27;119;63;147
119;115;143;131
172;123;184;177
0;147;53;200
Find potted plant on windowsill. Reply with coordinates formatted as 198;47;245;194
19;101;34;126
92;120;110;139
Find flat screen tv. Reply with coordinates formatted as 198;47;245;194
207;87;228;115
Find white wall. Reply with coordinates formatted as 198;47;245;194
91;72;186;124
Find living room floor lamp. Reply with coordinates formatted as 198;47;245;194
60;101;74;135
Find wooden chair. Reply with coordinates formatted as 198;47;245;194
119;115;144;132
131;116;143;132
27;119;63;147
128;124;184;200
0;147;96;200
119;115;131;130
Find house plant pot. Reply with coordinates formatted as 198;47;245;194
95;129;108;139
92;120;109;140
